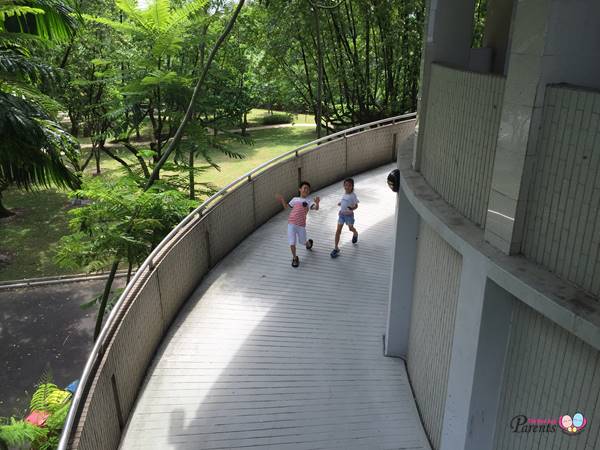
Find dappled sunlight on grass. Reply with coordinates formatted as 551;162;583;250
0;126;318;281
0;189;72;281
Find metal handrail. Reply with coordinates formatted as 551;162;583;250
58;112;416;449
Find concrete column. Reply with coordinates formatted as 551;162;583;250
385;183;419;358
484;0;552;254
440;257;513;450
464;281;514;450
482;0;515;74
413;0;477;170
484;0;600;254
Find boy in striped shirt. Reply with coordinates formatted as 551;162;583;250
276;181;320;267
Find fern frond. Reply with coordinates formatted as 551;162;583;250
163;0;208;33
82;14;141;34
144;0;169;32
30;378;59;412
0;418;46;447
114;0;147;28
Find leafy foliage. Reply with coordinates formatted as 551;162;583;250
472;0;488;48
0;0;76;42
0;372;72;450
0;91;80;189
0;417;47;449
260;112;293;126
0;0;80;197
55;174;196;274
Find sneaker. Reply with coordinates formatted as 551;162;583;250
352;232;358;244
292;256;299;267
330;248;340;258
306;239;314;250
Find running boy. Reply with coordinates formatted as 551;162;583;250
330;178;358;258
276;181;320;268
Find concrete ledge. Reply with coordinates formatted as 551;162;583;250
0;271;133;291
398;150;600;351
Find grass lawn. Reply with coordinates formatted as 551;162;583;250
77;109;314;145
245;109;314;127
202;126;317;187
0;189;73;281
0;126;317;281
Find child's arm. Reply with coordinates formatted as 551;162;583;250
275;194;289;209
348;204;358;211
311;196;320;211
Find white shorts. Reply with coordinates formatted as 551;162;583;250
287;224;307;246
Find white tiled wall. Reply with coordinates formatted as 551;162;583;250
522;85;600;298
420;64;505;226
494;301;600;450
407;222;462;449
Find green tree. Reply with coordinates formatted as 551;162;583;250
259;0;424;128
56;175;195;339
0;0;81;217
85;0;209;171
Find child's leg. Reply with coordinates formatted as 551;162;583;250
334;223;344;250
297;226;312;249
348;222;358;243
288;224;298;258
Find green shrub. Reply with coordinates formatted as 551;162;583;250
0;373;74;450
260;113;294;126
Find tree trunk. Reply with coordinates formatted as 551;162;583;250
0;189;14;218
145;0;246;191
189;149;195;200
94;259;120;341
242;111;248;136
81;150;95;172
313;5;323;138
95;146;101;175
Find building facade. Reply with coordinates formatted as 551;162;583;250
385;0;600;449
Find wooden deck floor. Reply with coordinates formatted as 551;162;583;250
120;164;431;450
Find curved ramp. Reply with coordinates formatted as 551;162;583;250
120;164;430;450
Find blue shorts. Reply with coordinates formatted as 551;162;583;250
338;214;355;225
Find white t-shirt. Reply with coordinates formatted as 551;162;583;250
339;192;359;215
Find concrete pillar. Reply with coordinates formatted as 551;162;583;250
464;281;514;450
484;0;552;254
484;0;600;254
440;258;514;450
385;183;419;358
413;0;477;170
482;0;515;74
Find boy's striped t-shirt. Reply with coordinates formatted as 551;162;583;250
288;197;314;227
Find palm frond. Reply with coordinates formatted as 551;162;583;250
0;0;77;42
3;80;62;114
0;47;57;84
198;147;220;171
0;91;80;190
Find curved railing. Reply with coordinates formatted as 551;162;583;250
58;113;417;450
